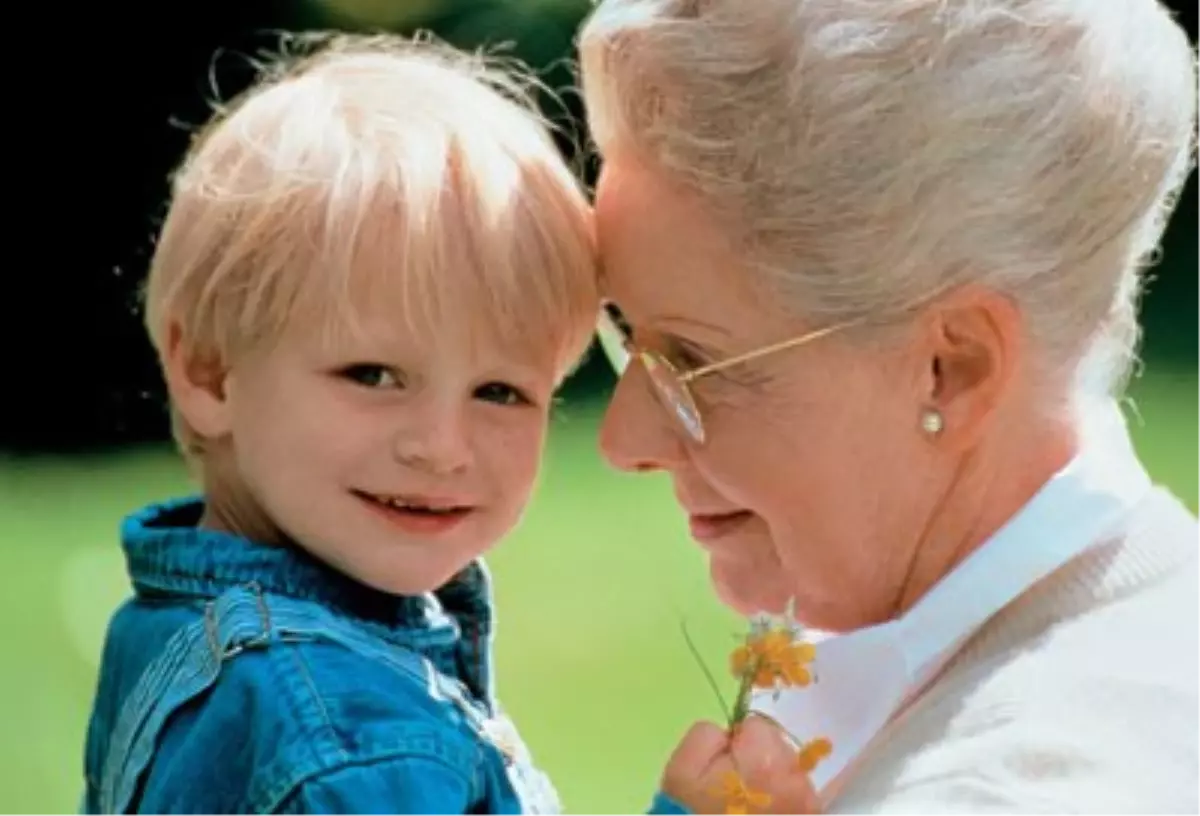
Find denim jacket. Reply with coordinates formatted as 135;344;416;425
82;497;563;814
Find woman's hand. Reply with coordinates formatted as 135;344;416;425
661;716;821;814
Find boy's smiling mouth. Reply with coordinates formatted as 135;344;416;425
351;489;476;536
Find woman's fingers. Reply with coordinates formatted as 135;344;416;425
662;720;730;797
660;717;821;814
731;715;798;777
732;716;821;813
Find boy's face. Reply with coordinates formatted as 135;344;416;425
194;305;560;596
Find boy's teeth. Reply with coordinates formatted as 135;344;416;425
380;496;456;513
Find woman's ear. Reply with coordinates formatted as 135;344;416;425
162;321;233;442
921;286;1022;449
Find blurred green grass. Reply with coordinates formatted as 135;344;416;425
0;367;1195;814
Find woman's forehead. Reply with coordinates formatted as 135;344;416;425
595;160;769;329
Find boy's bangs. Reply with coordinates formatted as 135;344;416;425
287;141;597;371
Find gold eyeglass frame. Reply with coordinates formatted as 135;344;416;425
596;304;855;444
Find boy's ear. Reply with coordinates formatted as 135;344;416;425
162;321;233;440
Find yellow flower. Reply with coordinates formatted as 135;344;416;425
730;627;817;690
796;737;833;772
723;603;819;728
712;770;772;815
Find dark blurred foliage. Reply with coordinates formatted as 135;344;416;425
3;0;1194;454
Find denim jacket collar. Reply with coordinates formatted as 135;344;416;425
120;496;496;650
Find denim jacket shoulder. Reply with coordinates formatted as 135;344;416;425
83;498;558;814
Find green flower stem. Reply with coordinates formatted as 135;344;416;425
728;657;760;729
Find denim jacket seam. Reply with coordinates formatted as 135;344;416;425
247;638;484;809
133;577;455;652
283;640;351;758
130;571;245;597
256;734;483;812
92;548;505;813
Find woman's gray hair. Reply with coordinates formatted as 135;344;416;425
579;0;1196;398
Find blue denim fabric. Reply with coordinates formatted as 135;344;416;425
647;791;690;814
82;497;559;814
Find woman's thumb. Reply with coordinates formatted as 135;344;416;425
661;720;731;802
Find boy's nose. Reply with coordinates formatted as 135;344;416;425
391;404;474;476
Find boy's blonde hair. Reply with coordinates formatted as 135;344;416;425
144;33;598;458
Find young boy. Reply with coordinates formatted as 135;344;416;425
81;32;807;815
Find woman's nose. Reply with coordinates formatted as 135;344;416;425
598;365;688;474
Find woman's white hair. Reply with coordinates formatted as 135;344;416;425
579;0;1196;398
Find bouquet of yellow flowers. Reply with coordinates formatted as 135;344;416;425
687;602;832;814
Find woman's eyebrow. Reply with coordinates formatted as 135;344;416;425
607;302;730;351
651;327;727;363
652;313;731;337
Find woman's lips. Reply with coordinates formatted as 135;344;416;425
688;510;755;543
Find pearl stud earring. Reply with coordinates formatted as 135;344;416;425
921;409;944;435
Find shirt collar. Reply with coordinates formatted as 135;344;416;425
750;402;1153;794
120;495;496;643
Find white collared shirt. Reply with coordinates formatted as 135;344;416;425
750;403;1156;796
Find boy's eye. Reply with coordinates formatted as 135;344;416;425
474;381;531;406
340;364;403;389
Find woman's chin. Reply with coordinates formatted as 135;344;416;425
710;561;794;617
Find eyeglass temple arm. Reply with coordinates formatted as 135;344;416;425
679;322;850;383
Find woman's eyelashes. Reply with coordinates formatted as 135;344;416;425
664;336;713;371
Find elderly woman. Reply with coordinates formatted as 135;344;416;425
578;0;1197;811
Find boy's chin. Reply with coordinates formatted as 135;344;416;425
340;554;483;598
347;570;445;597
